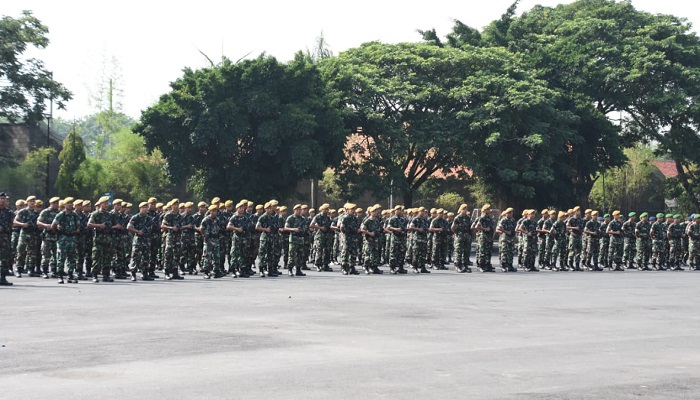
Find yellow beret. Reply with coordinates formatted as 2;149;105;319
573;206;581;212
218;203;225;209
293;204;302;210
548;210;556;216
26;195;37;202
345;203;357;209
481;204;491;212
247;201;254;207
139;202;148;208
264;202;271;209
171;198;179;204
458;204;468;212
211;197;221;205
125;203;132;208
164;201;172;208
567;209;573;214
113;199;123;206
97;196;110;205
82;200;91;206
63;197;75;204
58;200;65;207
430;208;437;213
156;202;164;208
270;200;279;206
198;201;207;207
447;212;454;216
225;200;233;207
541;209;549;215
240;199;248;204
256;204;264;210
394;205;404;211
208;204;218;211
355;207;363;213
35;199;43;206
73;199;82;205
584;209;592;214
591;210;599;216
309;208;315;213
612;210;620;216
184;201;193;208
16;199;26;207
501;210;508;217
49;196;60;203
148;197;157;204
319;203;330;211
279;206;287;211
330;209;337;214
301;204;308;209
558;211;566;218
178;203;185;208
236;201;247;208
504;207;514;214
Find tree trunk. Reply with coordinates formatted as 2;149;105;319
403;189;414;208
675;160;700;212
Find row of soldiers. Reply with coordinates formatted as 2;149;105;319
2;192;700;286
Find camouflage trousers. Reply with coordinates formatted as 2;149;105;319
11;230;19;257
622;237;635;266
249;234;260;268
40;239;58;273
669;238;682;266
14;233;38;270
203;238;222;274
163;233;181;275
287;239;305;271
111;235;129;275
83;234;93;273
608;236;623;267
149;234;161;271
257;233;275;272
91;236;113;276
388;235;406;269
545;236;555;266
550;237;566;268
384;234;392;265
523;236;538;268
453;233;472;267
76;234;86;273
220;234;229;271
303;234;312;263
129;236;150;274
274;233;283;268
431;236;447;267
599;237;610;268
333;233;340;261
586;237;600;267
411;238;427;269
567;234;583;267
362;236;381;269
651;239;667;267
537;236;547;266
194;233;204;269
635;238;651;267
229;235;248;273
0;233;11;275
499;236;515;268
56;237;78;276
406;235;414;266
180;233;196;272
582;235;590;266
339;233;355;268
476;233;493;269
313;232;332;268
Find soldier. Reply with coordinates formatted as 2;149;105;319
300;205;312;269
277;205;288;272
516;210;527;268
566;206;584;271
81;200;94;278
284;204;307;277
52;198;81;284
382;209;392;265
38;196;60;278
178;202;197;275
227;200;251;278
145;197;160;274
192;201;207;273
473;204;496;272
310;203;333;272
681;216;691;266
634;212;652;271
549;211;568;271
521;210;539;272
583;211;602;271
581;209;592;266
407;207;430;274
248;203;263;274
13;196;39;277
606;211;624;271
430;210;449;270
686;215;700;270
220;200;233;273
10;199;24;275
127;202;154;281
0;192;13;286
109;199;129;279
339;203;361;275
622;212;637;269
72;200;86;280
161;200;184;280
256;202;280;277
360;205;384;274
452;204;473;273
496;208;516;272
650;213;667;270
667;214;685;271
446;212;455;264
543;210;557;269
598;213;611;270
307;207;316;263
198;204;224;278
536;209;549;269
386;205;409;275
88;197;114;282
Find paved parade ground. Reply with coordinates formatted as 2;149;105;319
3;260;700;400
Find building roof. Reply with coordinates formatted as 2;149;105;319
0;122;63;161
651;160;679;179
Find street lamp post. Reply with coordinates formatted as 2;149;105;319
45;98;53;200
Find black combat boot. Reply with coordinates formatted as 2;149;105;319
371;266;383;274
295;267;306;277
419;266;431;274
0;272;13;286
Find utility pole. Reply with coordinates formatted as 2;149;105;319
45;98;53;199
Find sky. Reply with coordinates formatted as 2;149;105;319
6;0;700;120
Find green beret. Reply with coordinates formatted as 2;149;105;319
603;214;610;218
640;212;648;218
666;214;673;219
656;213;664;218
673;214;681;219
628;212;636;217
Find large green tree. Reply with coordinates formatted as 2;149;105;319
55;128;86;196
322;41;574;207
0;11;71;123
134;53;345;201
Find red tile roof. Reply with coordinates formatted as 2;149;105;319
651;160;678;179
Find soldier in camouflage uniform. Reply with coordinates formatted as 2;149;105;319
566;206;584;271
446;212;455;263
331;209;341;264
360;205;384;274
179;202;197;274
634;212;652;271
408;207;430;274
247;203;263;274
473;204;495;272
72;200;87;280
88;197;114;282
536;210;549;268
429;210;449;270
520;210;539;272
109;200;129;279
451;204;473;273
667;214;685;271
38;197;60;278
549;211;568;271
650;213;668;270
127;202;155;281
622;213;637;269
10;199;24;275
496;208;516;272
583;211;602;271
301;205;312;268
192;202;207;273
681;216;690;266
606;211;624;271
581;209;592;267
386;205;409;275
686;216;700;270
199;204;224;278
13;196;40;277
52;198;81;284
81;200;94;277
285;204;307;277
256;202;280;277
146;198;161;275
227;201;251;278
0;193;14;286
339;203;361;275
515;210;527;268
405;209;415;267
598;214;611;270
277;205;288;272
161;200;184;280
310;204;333;272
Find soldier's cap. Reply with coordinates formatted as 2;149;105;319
35;199;43;206
584;209;592;214
344;203;356;210
147;197;157;204
447;212;455;217
541;209;549;215
649;216;656;221
527;209;536;216
179;203;185;208
690;215;695;221
255;204;264;210
301;204;308;209
181;201;191;208
208;204;218;211
113;199;123;206
73;199;82;205
0;192;7;198
338;209;345;214
293;204;302;210
430;208;437;214
592;210;600;216
235;201;247;209
481;204;491;212
417;206;426;212
58;200;65;207
603;214;610;218
612;210;620;216
500;207;511;214
666;214;673;219
572;206;580;212
240;199;248;204
640;212;648;218
501;210;508;217
656;213;665;218
309;208;315;213
548;210;556;216
171;198;180;204
598;217;604;222
278;206;287;212
319;203;330;211
458;204;468;212
156;202;164;208
393;205;404;211
49;196;60;203
211;197;221;204
198;201;207;208
127;202;133;208
218;203;226;209
264;202;271;209
97;196;110;205
224;200;233;207
628;212;636;217
247;201;254;207
521;210;528;216
26;195;36;202
558;211;567;218
355;207;363;213
672;214;680;219
139;202;148;208
63;197;75;204
163;201;172;208
269;200;279;206
330;209;336;214
82;200;91;206
15;199;25;206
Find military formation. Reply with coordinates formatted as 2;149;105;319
1;191;699;287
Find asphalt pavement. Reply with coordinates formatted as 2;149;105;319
2;258;700;399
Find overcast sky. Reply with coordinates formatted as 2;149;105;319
6;0;700;120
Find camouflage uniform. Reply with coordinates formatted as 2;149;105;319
128;212;154;279
584;218;601;270
89;208;113;279
497;216;516;271
111;210;130;278
229;213;251;277
162;209;183;278
387;214;408;274
53;209;81;281
0;206;14;281
474;213;495;272
635;219;652;270
522;218;538;271
311;212;333;271
668;221;684;269
248;212;262;271
550;219;568;270
38;207;59;276
567;215;584;270
14;207;40;275
339;213;361;274
430;217;448;269
76;211;89;277
179;211;197;274
452;213;473;271
650;219;667;269
193;210;206;271
598;219;610;269
285;213;306;275
622;219;637;268
606;219;624;270
201;214;223;277
148;209;161;272
82;209;94;276
409;215;429;273
539;217;553;268
256;212;279;276
686;222;700;270
361;215;383;273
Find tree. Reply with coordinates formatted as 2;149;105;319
322;41;574;207
134;53;345;201
0;147;56;197
0;11;71;123
56;128;86;196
